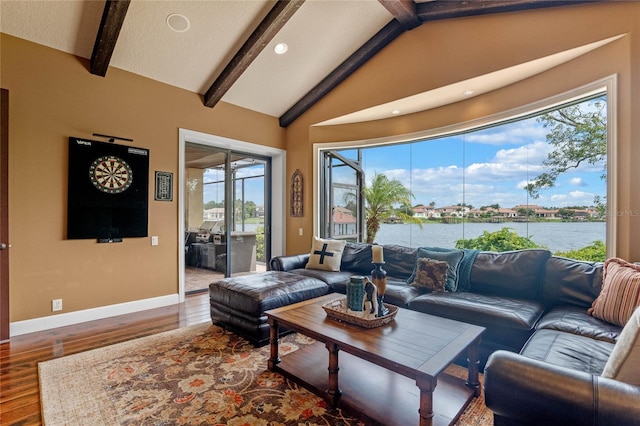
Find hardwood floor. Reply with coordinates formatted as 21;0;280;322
0;293;211;425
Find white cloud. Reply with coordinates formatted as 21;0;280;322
569;190;595;199
382;168;410;182
549;190;596;206
569;177;586;187
493;140;551;164
465;120;548;146
516;180;535;190
464;141;550;182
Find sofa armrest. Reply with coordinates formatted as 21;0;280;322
269;254;310;271
484;350;640;425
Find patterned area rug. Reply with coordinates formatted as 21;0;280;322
39;323;492;425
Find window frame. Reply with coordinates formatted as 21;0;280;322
313;75;617;257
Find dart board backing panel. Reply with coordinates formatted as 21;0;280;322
67;137;149;240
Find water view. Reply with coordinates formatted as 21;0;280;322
238;221;605;254
374;221;606;254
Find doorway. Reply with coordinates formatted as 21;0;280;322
1;89;8;342
179;129;285;300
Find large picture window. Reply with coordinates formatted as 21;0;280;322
319;90;610;261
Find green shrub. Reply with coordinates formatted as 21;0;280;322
255;226;265;262
455;227;544;251
554;240;606;262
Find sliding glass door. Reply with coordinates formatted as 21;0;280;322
183;143;270;293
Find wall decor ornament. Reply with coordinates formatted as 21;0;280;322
290;169;303;217
154;171;173;201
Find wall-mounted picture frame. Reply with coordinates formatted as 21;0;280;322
290;169;303;217
154;171;173;201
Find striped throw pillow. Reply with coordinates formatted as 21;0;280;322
589;258;640;326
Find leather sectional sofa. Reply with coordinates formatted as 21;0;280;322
268;242;640;424
270;243;588;366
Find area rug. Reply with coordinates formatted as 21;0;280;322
39;323;492;425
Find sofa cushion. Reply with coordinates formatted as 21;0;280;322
340;242;373;275
409;291;544;330
470;249;551;299
601;306;640;385
411;257;448;292
382;281;424;308
380;244;417;280
407;247;464;292
589;257;640;326
542;256;604;309
288;268;352;289
520;329;614;375
306;237;346;271
537;306;621;344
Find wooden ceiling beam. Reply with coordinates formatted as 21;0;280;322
378;0;421;30
204;0;305;108
279;0;603;127
279;20;405;128
416;0;602;21
90;0;130;77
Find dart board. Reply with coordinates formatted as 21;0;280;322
67;137;149;240
89;155;133;194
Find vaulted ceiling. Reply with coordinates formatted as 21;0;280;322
0;0;600;127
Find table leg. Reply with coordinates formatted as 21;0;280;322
267;319;280;370
466;336;481;397
416;375;436;426
326;342;342;407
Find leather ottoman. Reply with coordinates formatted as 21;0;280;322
209;271;329;346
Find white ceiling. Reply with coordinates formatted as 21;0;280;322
0;0;392;118
0;0;614;125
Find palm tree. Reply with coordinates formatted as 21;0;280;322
363;173;422;244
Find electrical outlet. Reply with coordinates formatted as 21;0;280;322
151;236;159;246
52;299;63;312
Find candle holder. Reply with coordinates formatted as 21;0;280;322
371;262;389;317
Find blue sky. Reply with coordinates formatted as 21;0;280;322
201;99;607;210
358;109;606;210
202;165;265;206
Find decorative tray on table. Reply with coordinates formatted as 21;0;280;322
322;297;398;328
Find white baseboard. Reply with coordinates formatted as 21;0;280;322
10;294;181;337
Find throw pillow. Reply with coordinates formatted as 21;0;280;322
411;257;448;292
407;247;465;292
589;257;640;326
601;306;640;385
305;237;346;272
457;248;480;291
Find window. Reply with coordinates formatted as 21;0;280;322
319;89;611;260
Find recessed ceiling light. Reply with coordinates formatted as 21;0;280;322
167;13;190;33
274;43;288;55
391;109;401;115
463;90;475;96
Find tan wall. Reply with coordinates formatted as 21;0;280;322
285;2;640;260
1;34;284;322
4;2;640;323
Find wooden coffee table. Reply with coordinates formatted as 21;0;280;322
266;294;485;426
